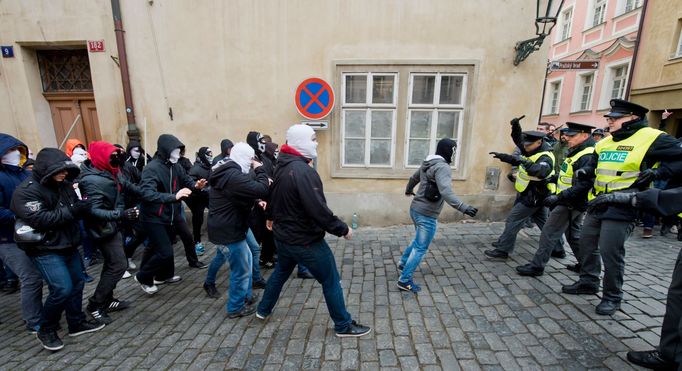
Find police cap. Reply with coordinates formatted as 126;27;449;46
604;99;649;118
561;122;594;135
522;130;545;143
592;128;605;136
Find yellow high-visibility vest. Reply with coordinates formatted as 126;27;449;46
589;127;662;200
515;150;555;193
556;146;596;193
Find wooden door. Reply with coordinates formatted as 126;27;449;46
46;93;101;149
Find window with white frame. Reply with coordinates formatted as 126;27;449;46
610;65;627;99
677;26;682;57
624;0;642;13
560;8;573;41
406;73;466;167
579;73;594;111
341;73;397;167
592;0;607;27
549;81;561;114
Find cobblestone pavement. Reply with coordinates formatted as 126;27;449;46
0;222;679;370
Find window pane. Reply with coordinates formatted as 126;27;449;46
412;75;435;104
372;75;395;104
439;75;463;105
408;140;430;166
370;139;391;165
344;139;365;165
409;111;432;138
345;75;367;103
437;111;459;139
371;111;392;138
344;111;366;137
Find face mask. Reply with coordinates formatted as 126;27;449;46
1;149;22;167
71;147;88;166
169;148;181;164
286;125;318;159
230;143;255;174
205;154;213;163
130;148;141;160
109;151;125;168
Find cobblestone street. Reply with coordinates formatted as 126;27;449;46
0;221;678;370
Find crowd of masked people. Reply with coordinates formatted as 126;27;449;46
0;124;371;352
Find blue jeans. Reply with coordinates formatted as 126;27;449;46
205;229;261;285
0;243;43;328
31;251;86;331
399;208;437;283
258;239;352;332
222;239;253;314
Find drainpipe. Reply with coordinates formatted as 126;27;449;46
625;0;648;99
538;61;550;125
111;0;140;142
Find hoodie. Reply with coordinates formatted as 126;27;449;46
139;134;197;224
65;139;86;158
405;156;470;218
0;134;29;243
10;148;82;255
212;139;234;165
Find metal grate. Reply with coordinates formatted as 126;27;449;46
37;49;93;92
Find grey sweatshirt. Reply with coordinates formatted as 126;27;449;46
405;155;469;218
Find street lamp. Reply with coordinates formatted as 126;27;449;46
513;0;565;66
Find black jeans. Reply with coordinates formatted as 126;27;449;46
137;223;175;285
186;197;208;243
89;234;127;309
660;248;682;363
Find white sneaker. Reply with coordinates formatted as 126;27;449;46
153;275;181;285
672;226;679;234
127;258;137;270
134;275;158;295
122;271;132;279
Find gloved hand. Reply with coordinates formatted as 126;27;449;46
463;205;478;217
574;168;594;180
506;173;517;183
489;152;522;166
587;192;636;210
122;207;139;221
631;169;659;190
70;199;91;217
405;191;415;196
510;115;525;127
543;195;560;208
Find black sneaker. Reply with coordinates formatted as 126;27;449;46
68;319;105;337
189;261;208;269
335;320;371;338
561;281;598;295
87;307;113;325
566;263;581;273
203;283;220;299
484;249;509;260
228;303;257;318
252;279;267;289
37;329;64;351
397;280;421;293
515;264;544;277
107;299;130;312
551;250;566;259
627;350;678;370
595;299;621;315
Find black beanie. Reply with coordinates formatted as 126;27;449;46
436;138;457;164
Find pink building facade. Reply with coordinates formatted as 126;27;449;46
541;0;643;130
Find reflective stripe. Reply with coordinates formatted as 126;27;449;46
555;146;595;194
594;169;641;178
514;151;555;193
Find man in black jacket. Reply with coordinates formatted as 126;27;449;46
187;146;212;255
11;148;104;351
256;124;371;337
516;122;597;276
212;138;234;166
135;134;206;295
205;142;270;316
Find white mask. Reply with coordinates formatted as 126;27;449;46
71;147;88;166
229;143;255;174
286;124;318;159
169;148;181;164
130;147;141;160
1;149;22;167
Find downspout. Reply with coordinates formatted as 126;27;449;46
625;0;648;99
538;62;550;124
111;0;140;142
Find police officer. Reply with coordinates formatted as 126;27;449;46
592;128;605;142
562;99;682;315
486;117;558;259
516;122;596;276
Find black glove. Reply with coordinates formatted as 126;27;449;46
510;115;525;127
587;192;636;210
463;205;478;217
574;168;594;180
405;191;415;196
506;173;517;183
543;195;560;208
70;199;91;217
630;169;658;190
490;152;522;166
122;207;139;221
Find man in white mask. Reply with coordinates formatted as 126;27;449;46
70;147;88;167
256;124;371;338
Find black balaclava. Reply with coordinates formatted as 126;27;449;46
246;131;266;156
197;146;212;166
436;138;457;164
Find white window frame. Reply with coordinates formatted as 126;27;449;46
572;72;596;112
619;0;642;15
593;0;607;27
545;77;563;115
556;7;574;43
340;72;398;168
405;73;467;169
676;26;682;58
598;59;631;109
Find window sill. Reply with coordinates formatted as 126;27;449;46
331;166;464;180
665;55;682;66
614;7;642;20
569;110;592;115
553;37;572;46
583;22;605;34
542;113;560;117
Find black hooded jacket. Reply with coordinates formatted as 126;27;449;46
510;120;555;207
0;134;29;243
212;139;234;166
125;140;152;174
267;152;349;245
188;148;212;203
139;135;197;224
553;137;597;211
10;148;82;256
207;160;270;244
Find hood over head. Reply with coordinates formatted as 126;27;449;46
264;141;279;158
435;138;457;165
156;134;185;161
65;139;86;158
246;131;266;155
220;139;234;155
0;133;28;168
33;148;80;184
286;124;317;159
88;141;120;176
229;142;255;174
197;146;213;166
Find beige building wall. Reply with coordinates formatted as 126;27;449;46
0;0;551;225
630;0;682;133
